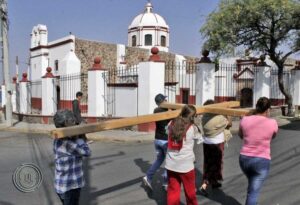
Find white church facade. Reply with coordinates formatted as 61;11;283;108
1;2;300;126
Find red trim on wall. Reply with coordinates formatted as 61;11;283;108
86;117;97;123
81;104;88;113
59;100;88;113
30;53;49;59
175;88;195;104
30;39;74;51
214;96;236;103
175;94;196;104
31;98;42;110
270;98;285;106
175;95;181;103
165;82;178;86
189;95;196;105
138;122;156;132
107;83;138;87
59;100;73;110
42;116;49;124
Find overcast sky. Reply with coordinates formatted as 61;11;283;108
0;0;220;82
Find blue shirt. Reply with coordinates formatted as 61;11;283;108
53;137;91;194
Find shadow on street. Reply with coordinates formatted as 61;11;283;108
280;119;300;131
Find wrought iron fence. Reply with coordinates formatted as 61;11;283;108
215;64;254;107
57;73;88;114
29;80;42;113
102;65;138;116
270;69;291;105
164;61;197;104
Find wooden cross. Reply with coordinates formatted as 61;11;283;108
51;101;250;139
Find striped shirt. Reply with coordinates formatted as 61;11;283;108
53;137;91;194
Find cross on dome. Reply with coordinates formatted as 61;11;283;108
145;1;153;13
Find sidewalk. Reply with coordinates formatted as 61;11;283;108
0;114;297;142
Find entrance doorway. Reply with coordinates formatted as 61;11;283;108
240;88;253;107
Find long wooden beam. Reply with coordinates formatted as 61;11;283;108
160;101;240;110
51;101;250;139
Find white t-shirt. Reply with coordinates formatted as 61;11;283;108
203;132;225;144
165;125;201;173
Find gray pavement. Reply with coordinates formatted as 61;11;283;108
0;118;300;205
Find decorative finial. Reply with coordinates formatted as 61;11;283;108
145;0;153;13
149;47;161;62
198;50;212;63
257;54;267;66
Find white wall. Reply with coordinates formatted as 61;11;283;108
196;63;215;106
30;35;75;81
115;87;138;117
42;78;57;115
30;49;49;81
138;61;165;115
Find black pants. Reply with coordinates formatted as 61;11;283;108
58;188;81;205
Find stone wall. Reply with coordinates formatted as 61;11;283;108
125;46;149;67
74;38;200;93
75;38;117;72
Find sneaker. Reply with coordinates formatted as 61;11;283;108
143;176;152;190
199;187;209;197
162;184;168;191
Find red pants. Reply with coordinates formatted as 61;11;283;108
167;169;198;205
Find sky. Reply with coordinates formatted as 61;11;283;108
0;0;220;83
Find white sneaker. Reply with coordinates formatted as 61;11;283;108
143;176;152;190
162;184;168;191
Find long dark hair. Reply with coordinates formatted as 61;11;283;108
170;105;196;141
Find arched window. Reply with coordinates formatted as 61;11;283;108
145;34;152;46
161;35;166;47
132;35;136;47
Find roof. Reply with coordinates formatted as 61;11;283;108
128;2;169;29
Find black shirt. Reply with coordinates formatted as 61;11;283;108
154;107;170;141
72;99;82;125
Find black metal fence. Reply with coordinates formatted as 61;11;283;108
164;62;197;104
102;65;138;116
270;69;291;105
215;64;254;107
57;73;88;114
30;80;42;113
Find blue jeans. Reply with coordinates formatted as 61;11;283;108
239;155;270;205
146;139;168;184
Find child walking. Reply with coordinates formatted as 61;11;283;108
165;105;201;205
53;110;91;205
143;93;170;191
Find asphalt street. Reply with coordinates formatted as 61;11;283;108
0;120;300;205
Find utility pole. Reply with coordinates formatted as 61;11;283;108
1;0;12;126
16;56;19;82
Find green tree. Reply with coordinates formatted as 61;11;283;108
201;0;300;115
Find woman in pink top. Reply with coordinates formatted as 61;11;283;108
239;97;278;205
